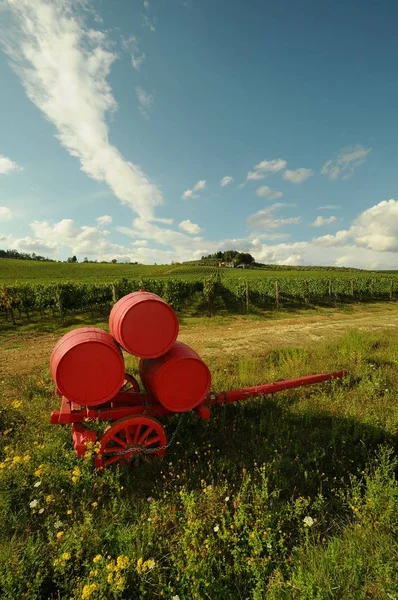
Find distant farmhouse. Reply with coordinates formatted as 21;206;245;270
218;261;247;268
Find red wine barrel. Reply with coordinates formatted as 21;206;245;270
139;341;211;412
50;328;125;406
109;291;179;358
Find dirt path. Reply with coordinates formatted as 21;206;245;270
178;305;398;358
1;304;398;381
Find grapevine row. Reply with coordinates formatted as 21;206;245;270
0;276;397;323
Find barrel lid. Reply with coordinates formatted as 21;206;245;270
156;357;211;412
120;299;179;358
55;338;124;405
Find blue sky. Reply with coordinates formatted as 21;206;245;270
0;0;397;268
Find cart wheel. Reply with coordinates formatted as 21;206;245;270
95;415;167;469
120;373;140;393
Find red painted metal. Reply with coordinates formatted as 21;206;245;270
109;291;179;358
139;341;212;412
72;424;97;457
205;371;349;406
50;327;125;406
94;415;167;468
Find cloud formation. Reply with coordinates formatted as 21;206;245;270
283;168;313;184
1;0;162;221
310;216;337;227
0;206;13;221
247;158;287;181
321;145;371;180
96;215;113;226
182;180;206;200
256;186;283;200
220;175;233;187
179;219;203;234
247;203;301;230
135;87;154;118
0;155;22;175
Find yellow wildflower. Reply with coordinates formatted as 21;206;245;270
115;575;125;590
62;552;71;561
107;573;113;584
67;509;73;515
91;502;98;508
116;555;129;570
56;531;64;540
46;495;55;503
81;583;98;599
92;554;102;564
11;400;22;409
34;465;45;477
136;557;143;574
12;456;23;464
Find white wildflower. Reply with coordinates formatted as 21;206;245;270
224;496;230;502
303;516;314;527
34;481;41;488
214;524;219;533
54;520;63;529
29;499;38;509
39;508;44;514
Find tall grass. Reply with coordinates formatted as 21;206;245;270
0;329;397;599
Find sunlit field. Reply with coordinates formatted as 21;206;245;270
1;314;398;599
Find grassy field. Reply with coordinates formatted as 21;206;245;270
1;258;396;284
1;307;398;599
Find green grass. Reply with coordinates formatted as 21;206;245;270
1;258;397;284
1;325;398;599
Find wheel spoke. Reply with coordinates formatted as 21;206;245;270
138;426;151;445
111;435;127;448
143;435;160;447
133;424;142;443
105;454;126;467
125;427;134;444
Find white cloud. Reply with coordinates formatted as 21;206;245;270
14;236;60;254
1;0;162;221
131;239;148;246
317;205;341;210
283;168;313;184
0;206;13;221
310;216;337;227
256;186;283;200
254;159;287;173
313;199;398;253
132;53;145;71
136;86;154;119
220;175;233;187
182;180;206;200
277;254;304;266
0;155;22;175
143;0;150;9
28;218;129;256
247;203;302;230
179;219;203;234
246;158;287;182
96;215;112;226
351;199;398;252
247;170;266;181
321;145;372;180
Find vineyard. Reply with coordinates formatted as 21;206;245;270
1;257;397;284
1;273;397;325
